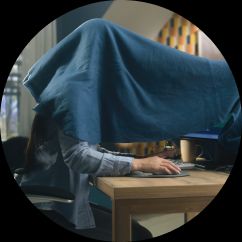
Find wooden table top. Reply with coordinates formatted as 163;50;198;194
96;170;229;199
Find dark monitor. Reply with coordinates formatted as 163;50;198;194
180;130;225;170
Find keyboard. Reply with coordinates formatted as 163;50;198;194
170;159;196;170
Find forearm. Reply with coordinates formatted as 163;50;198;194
131;158;151;172
130;158;141;172
94;152;133;176
59;131;133;176
58;131;180;176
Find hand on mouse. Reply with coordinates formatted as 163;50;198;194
131;156;181;174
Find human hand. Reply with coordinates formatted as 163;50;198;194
131;156;181;174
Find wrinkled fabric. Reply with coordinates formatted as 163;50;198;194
23;18;240;143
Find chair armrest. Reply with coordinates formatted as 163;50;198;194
14;168;26;175
20;185;75;204
13;168;25;183
13;168;75;204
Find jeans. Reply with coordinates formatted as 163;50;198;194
42;203;153;241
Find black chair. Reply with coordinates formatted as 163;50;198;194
1;136;74;204
13;168;75;204
2;136;29;173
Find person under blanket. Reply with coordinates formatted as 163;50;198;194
21;114;181;240
23;18;240;145
20;18;241;240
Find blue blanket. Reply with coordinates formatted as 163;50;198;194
23;19;240;144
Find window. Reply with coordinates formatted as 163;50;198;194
0;56;22;141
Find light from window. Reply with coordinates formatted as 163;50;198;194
0;56;22;141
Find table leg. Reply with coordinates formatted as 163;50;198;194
184;212;199;222
112;200;131;242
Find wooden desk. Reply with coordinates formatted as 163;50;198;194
96;170;228;242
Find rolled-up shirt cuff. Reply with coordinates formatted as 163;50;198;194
95;153;133;176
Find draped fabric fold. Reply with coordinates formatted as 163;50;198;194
23;18;240;143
